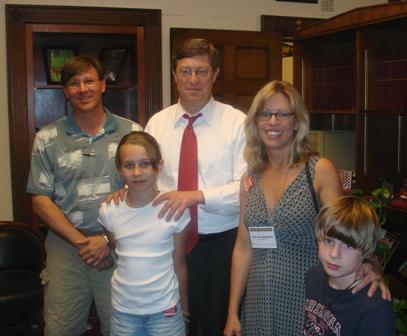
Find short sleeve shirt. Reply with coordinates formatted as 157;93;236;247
98;194;190;314
26;109;142;231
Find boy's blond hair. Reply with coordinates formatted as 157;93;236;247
315;196;379;260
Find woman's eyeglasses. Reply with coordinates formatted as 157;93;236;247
256;110;294;122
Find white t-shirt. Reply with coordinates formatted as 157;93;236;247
98;194;190;315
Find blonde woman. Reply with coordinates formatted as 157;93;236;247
224;81;389;336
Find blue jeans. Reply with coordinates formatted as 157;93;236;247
111;302;185;336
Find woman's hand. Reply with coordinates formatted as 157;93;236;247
223;314;242;336
182;310;190;325
352;260;391;301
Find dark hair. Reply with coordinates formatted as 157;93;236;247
61;55;104;86
115;131;162;171
171;38;220;71
315;196;379;260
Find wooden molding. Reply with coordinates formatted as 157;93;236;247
261;15;324;41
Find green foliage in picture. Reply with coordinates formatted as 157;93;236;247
44;47;77;84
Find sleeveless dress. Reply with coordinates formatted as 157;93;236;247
241;156;320;336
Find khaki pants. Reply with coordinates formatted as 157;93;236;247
43;231;113;336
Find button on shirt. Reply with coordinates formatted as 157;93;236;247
145;98;246;234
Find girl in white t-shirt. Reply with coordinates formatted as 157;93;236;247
98;131;190;336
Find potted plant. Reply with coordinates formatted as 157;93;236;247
351;187;392;225
394;298;407;336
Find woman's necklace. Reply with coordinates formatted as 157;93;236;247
275;165;290;208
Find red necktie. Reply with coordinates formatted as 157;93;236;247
178;113;201;253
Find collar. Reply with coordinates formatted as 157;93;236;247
174;97;215;128
65;108;117;136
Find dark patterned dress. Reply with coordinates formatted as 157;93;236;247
241;156;320;335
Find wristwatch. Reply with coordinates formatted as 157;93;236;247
102;233;110;247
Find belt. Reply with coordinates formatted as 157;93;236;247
198;228;237;244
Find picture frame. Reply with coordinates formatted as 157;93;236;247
99;48;128;84
398;260;407;280
282;42;294;57
43;46;78;84
377;230;401;271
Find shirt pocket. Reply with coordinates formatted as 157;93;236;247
198;144;231;185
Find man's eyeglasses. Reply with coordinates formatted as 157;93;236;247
177;67;210;78
67;78;99;89
256;110;294;122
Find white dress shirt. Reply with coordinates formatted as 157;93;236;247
145;98;246;234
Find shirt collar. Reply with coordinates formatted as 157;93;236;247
65;108;117;136
174;97;215;127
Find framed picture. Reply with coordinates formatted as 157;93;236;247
398;260;407;280
43;47;78;84
282;42;294;57
99;48;128;83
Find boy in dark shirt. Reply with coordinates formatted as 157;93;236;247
304;196;396;336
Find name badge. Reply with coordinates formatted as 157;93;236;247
249;226;277;249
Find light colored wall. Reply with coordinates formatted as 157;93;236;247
0;0;385;220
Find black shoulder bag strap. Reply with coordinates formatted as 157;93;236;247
305;160;320;213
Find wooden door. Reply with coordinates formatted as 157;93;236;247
170;28;282;113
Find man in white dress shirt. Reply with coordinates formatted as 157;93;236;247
145;38;246;336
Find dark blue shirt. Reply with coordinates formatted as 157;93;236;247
304;264;396;336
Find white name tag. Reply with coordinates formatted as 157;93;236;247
249;226;277;249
